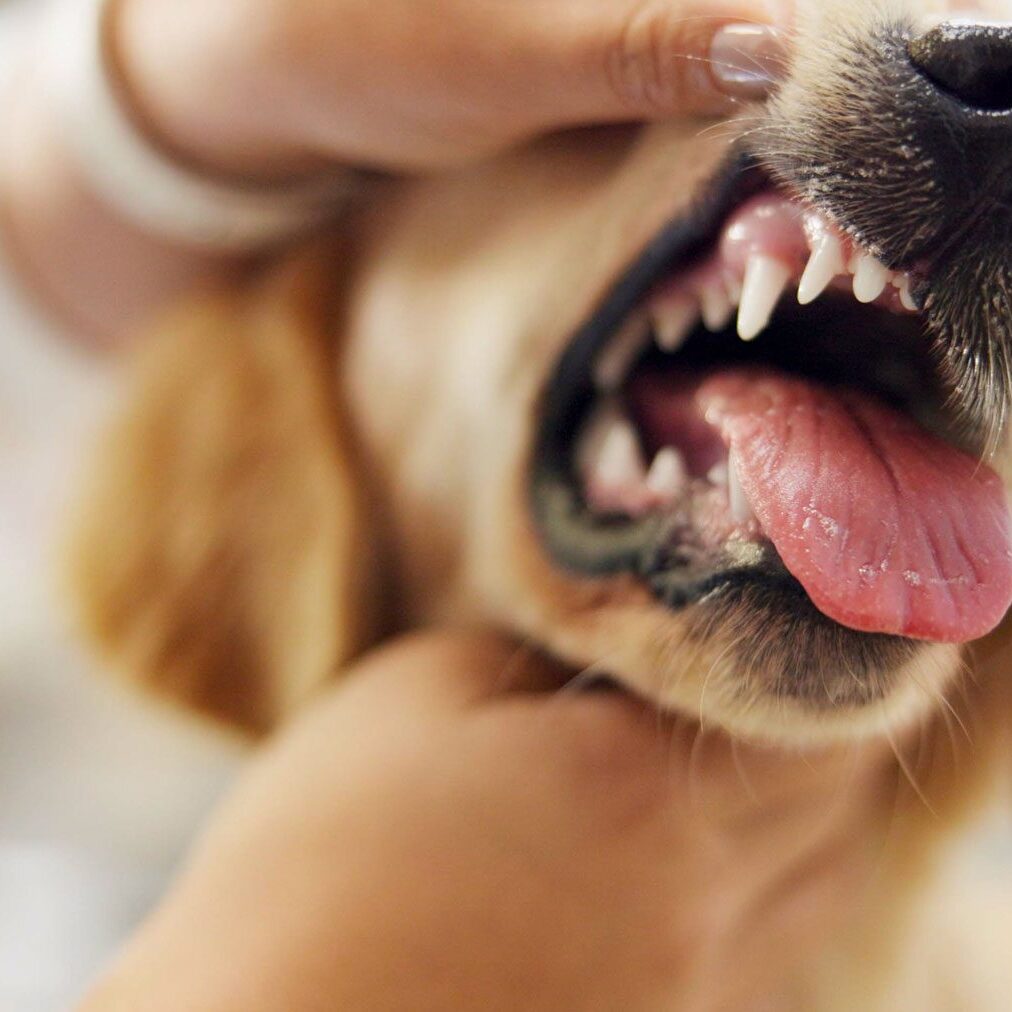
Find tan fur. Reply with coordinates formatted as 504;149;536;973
67;247;377;734
65;1;1012;1004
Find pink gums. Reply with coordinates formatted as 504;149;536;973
652;193;915;316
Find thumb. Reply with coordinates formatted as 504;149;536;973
531;0;793;125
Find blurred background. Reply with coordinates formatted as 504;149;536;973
0;6;244;1008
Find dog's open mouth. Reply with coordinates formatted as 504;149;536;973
532;155;1012;646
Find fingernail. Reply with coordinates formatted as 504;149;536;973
709;23;786;100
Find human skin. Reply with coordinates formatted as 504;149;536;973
80;631;890;1011
0;0;789;339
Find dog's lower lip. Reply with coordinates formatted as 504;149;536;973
530;152;1012;645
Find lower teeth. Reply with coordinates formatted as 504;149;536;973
578;400;755;526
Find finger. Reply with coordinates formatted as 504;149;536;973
524;0;793;127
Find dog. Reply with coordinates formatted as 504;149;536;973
67;0;1012;1006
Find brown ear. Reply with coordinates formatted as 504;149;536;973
66;248;376;736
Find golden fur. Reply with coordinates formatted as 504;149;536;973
69;250;377;732
66;0;1012;1005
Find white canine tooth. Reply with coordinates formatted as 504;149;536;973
652;299;698;352
646;447;687;499
596;419;647;489
851;253;891;304
738;255;791;342
797;232;845;305
727;453;754;524
895;273;918;312
594;314;650;391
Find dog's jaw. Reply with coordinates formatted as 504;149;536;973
341;2;1012;744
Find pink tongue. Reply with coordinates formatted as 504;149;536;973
697;371;1012;642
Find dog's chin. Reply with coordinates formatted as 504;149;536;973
521;145;1008;745
524;593;963;746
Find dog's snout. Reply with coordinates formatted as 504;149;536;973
756;17;1012;270
909;21;1012;112
893;21;1012;240
751;14;1012;449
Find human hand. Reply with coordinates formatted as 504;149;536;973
82;630;891;1011
112;0;792;176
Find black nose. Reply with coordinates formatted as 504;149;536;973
909;21;1012;111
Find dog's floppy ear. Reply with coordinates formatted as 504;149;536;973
66;248;376;736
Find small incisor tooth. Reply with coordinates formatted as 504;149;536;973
594;314;650;390
738;255;791;342
727;453;754;524
700;282;734;332
895;273;918;312
798;231;845;305
646;447;687;499
652;298;698;352
852;253;891;304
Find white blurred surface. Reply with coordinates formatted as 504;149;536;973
0;7;245;1002
0;247;245;1007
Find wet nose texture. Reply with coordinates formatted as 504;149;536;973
909;22;1012;111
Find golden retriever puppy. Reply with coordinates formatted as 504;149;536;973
68;0;1012;1006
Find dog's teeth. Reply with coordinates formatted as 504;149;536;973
895;273;918;312
578;406;651;514
707;462;729;487
851;253;891;304
727;453;754;524
652;299;698;352
595;419;647;489
594;314;650;391
700;281;734;332
738;255;791;342
798;232;844;305
646;447;687;499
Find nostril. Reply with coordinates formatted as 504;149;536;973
909;22;1012;112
